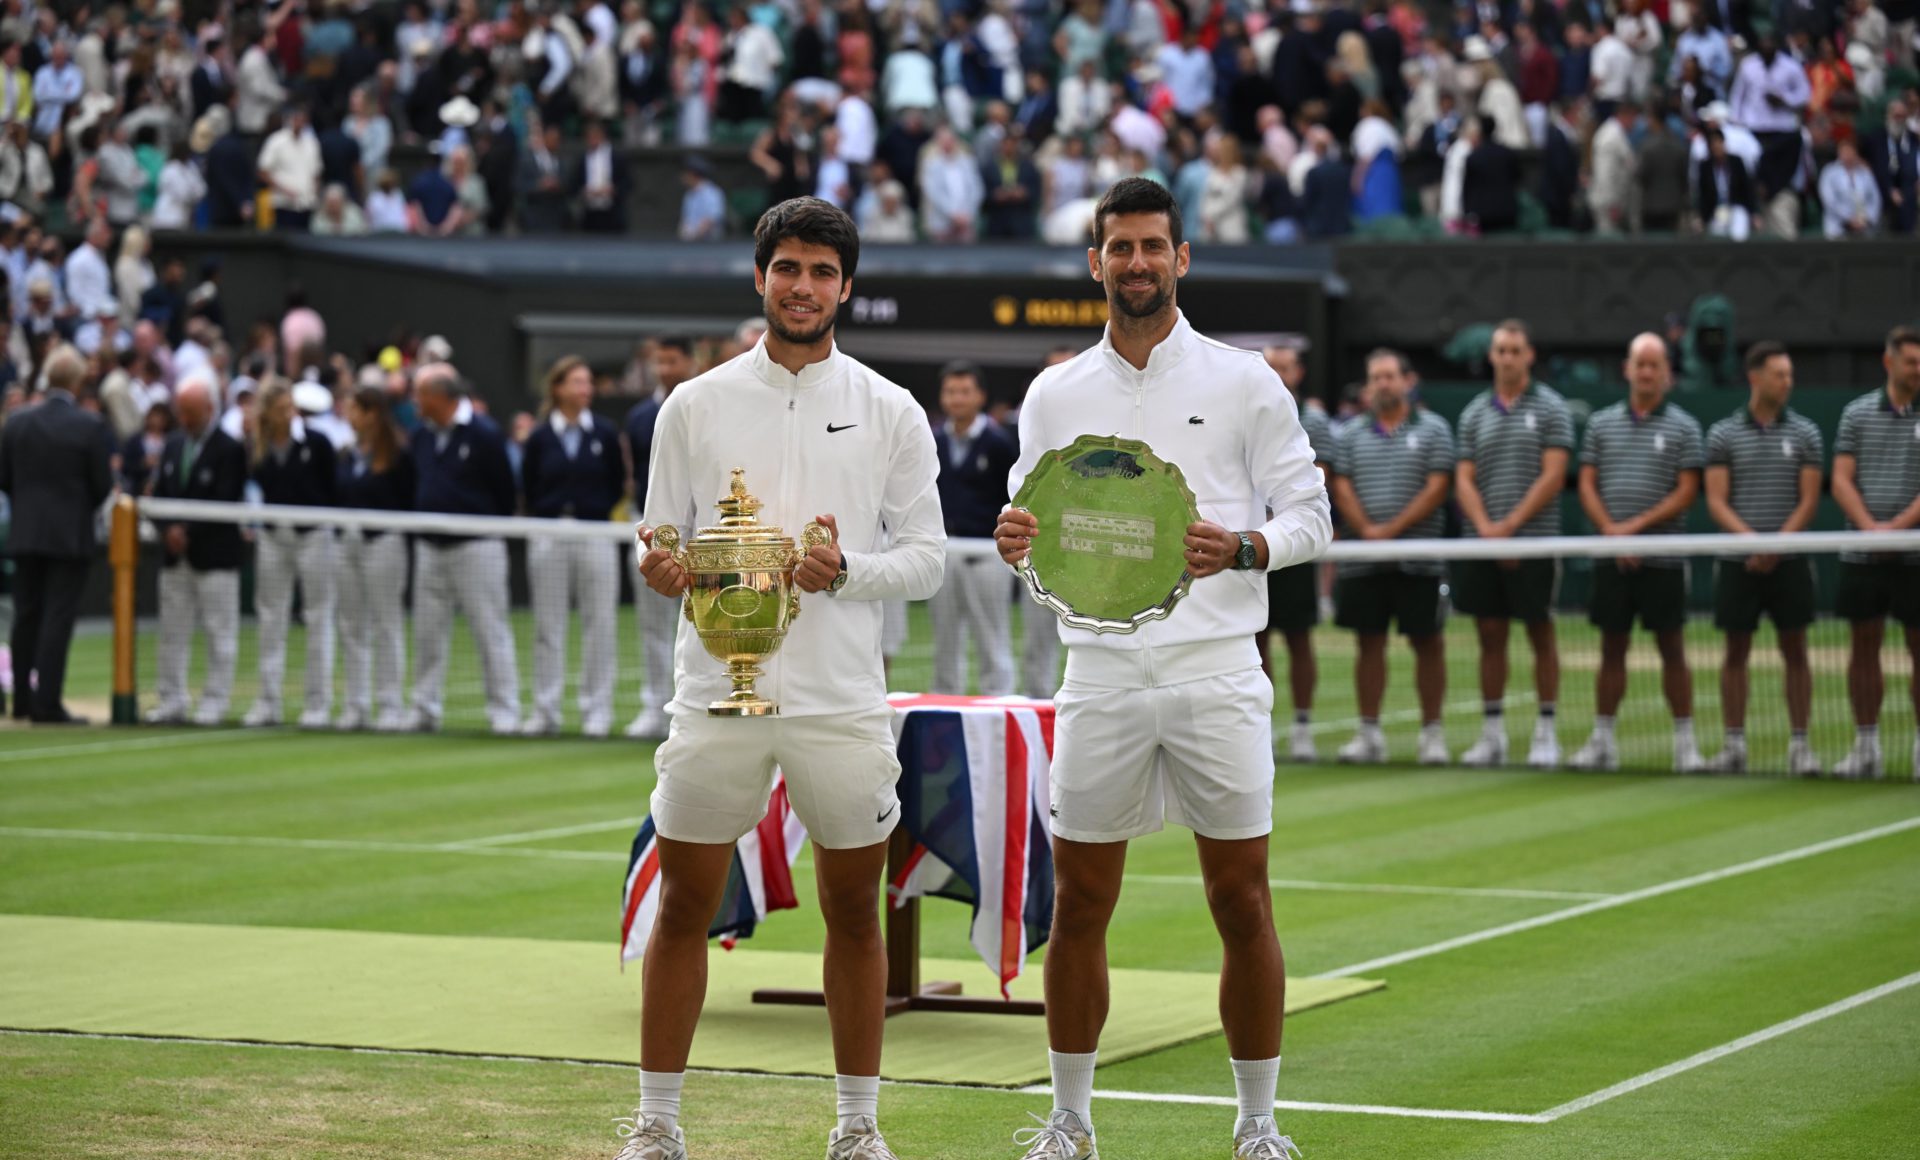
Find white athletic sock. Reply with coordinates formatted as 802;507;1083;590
1049;1049;1098;1127
1231;1056;1282;1135
1724;727;1746;747
835;1074;880;1134
639;1070;684;1130
1483;701;1504;728
1593;715;1616;739
1858;725;1880;747
1674;718;1695;744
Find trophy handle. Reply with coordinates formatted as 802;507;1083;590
650;523;684;565
799;521;832;560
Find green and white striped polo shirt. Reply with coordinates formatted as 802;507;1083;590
1579;399;1704;568
1330;409;1456;575
1834;386;1920;564
1457;382;1576;537
1300;403;1334;464
1704;406;1824;534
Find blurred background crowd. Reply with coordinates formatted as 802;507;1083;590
0;0;1912;245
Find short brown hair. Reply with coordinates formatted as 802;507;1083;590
1492;318;1531;343
1092;177;1183;250
753;196;860;281
1365;347;1412;376
1744;340;1788;372
1886;325;1920;354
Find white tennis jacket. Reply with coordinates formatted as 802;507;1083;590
1010;312;1332;686
642;340;945;717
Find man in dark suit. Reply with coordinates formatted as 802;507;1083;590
980;135;1041;238
1696;127;1756;238
1463;120;1521;233
204;121;258;229
189;31;232;120
149;374;248;724
572;118;629;233
517;120;572;233
1859;96;1919;235
0;348;112;722
1300;129;1355;239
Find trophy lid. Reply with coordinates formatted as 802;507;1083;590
695;469;792;545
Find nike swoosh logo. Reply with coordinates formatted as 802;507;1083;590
876;802;897;824
827;423;858;433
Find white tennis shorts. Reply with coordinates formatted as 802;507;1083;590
1048;655;1275;844
651;707;902;850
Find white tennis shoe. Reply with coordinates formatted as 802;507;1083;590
1459;730;1507;768
611;1112;685;1160
827;1116;901;1160
1567;732;1619;772
1233;1115;1303;1159
1013;1110;1097;1159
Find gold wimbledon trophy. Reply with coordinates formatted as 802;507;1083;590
646;469;830;717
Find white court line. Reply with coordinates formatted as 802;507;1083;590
0;826;623;864
446;816;648;848
0;729;262;763
1303;693;1537;739
1319;815;1920;979
1128;875;1613;902
0;827;1614;902
1537;969;1920;1121
0;1029;1539;1123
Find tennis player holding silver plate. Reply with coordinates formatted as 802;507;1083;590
995;178;1330;1160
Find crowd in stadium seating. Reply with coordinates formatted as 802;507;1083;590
0;1;1914;240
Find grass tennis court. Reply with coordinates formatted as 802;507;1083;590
3;725;1918;1158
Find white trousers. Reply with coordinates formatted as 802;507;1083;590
253;527;337;716
529;534;619;730
412;538;520;730
1020;583;1060;700
632;545;678;714
337;531;408;723
155;565;239;721
929;544;1013;696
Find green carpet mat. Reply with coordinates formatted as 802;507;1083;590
0;915;1382;1086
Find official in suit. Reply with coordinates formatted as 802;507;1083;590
1859;98;1919;235
520;356;626;736
571;119;629;233
516;120;572;234
929;361;1018;695
244;380;340;728
1697;129;1755;240
0;348;112;723
407;363;521;734
335;384;415;732
150;375;248;724
620;336;693;739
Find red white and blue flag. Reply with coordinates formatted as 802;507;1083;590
885;694;1056;998
620;774;808;963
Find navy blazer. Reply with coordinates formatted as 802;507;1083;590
0;391;113;560
521;415;626;521
933;419;1018;539
153;426;248;570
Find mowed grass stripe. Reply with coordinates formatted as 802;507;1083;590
1101;823;1920;1113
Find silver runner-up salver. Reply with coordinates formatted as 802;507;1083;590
1010;434;1202;635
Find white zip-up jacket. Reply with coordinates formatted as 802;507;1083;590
1010;312;1331;687
643;340;946;717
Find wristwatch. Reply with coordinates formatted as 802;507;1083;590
828;551;849;593
1231;532;1258;571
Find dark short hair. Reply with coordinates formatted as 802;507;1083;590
1091;177;1183;251
753;196;860;281
1365;346;1412;376
1492;318;1531;344
654;334;693;356
1887;325;1920;354
939;359;984;388
1744;340;1789;372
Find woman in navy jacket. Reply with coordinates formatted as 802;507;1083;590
335;385;416;731
244;379;339;728
519;356;627;735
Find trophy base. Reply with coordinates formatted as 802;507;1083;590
708;699;778;717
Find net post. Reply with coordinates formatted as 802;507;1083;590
108;496;138;725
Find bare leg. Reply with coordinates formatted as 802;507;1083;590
1354;633;1388;719
1476;618;1510;703
1411;632;1446;723
1777;629;1810;732
1654;628;1694;719
1721;632;1752;731
1848;619;1885;728
1196;834;1283;1060
1525;619;1560;707
813;840;890;1076
1906;627;1920;726
1045;837;1129;1053
1283;630;1316;716
1596;632;1630;718
640;838;737;1072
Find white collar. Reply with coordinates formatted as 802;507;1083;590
432;397;474;433
549;408;595;435
289;415;308;443
945;413;988;441
1098;308;1193;377
749;337;841;391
